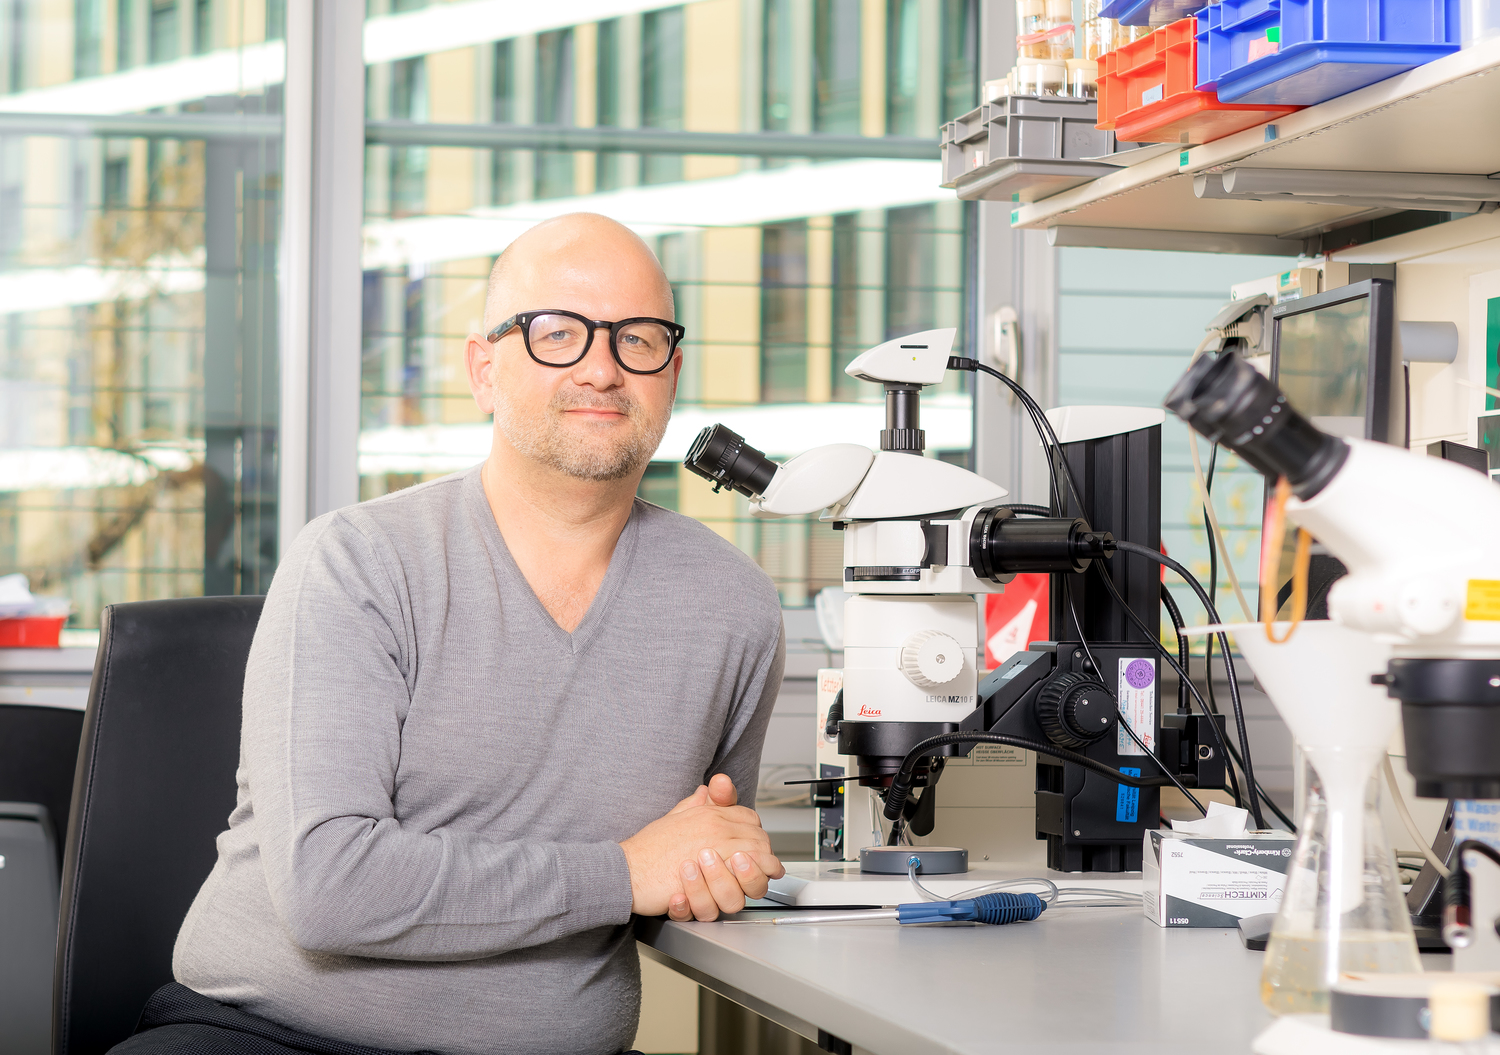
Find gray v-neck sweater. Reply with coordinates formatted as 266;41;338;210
173;467;785;1055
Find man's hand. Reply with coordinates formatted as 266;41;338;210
664;775;783;922
620;775;784;919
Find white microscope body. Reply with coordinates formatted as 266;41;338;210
724;328;1012;732
1166;351;1500;988
685;330;1051;791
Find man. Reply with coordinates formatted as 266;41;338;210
144;214;787;1055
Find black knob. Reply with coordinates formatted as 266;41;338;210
1036;672;1116;749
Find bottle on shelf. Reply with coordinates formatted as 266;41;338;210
1082;0;1109;59
1017;0;1047;55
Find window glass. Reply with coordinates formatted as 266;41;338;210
149;0;178;65
814;0;860;135
1058;247;1302;653
117;0;138;71
535;29;575;199
492;40;517;205
75;0;105;77
0;0;283;631
390;57;428;217
762;221;809;404
887;0;921;136
641;7;683;184
941;0;977;122
763;0;794;131
353;1;970;612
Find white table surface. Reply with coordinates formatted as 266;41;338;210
637;902;1276;1055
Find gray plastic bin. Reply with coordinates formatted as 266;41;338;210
0;803;59;1055
941;96;1141;203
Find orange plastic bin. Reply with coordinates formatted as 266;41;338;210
1096;19;1300;145
0;616;66;648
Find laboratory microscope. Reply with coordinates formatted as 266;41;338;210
1163;349;1500;967
684;330;1227;873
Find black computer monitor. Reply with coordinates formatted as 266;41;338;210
1270;278;1403;447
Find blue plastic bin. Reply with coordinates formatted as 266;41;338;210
1195;0;1460;105
1100;0;1207;28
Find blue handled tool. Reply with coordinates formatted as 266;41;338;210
725;892;1047;926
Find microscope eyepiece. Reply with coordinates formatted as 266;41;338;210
683;424;780;499
1163;351;1347;500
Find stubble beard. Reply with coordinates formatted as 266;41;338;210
493;384;671;482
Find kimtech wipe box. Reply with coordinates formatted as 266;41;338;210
1143;829;1296;927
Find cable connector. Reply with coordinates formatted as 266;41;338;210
896;892;1047;926
1443;840;1500;949
947;355;979;371
884;771;916;821
1444;860;1473;948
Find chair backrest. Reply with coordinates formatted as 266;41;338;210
54;596;263;1055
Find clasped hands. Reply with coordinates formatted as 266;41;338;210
620;773;785;922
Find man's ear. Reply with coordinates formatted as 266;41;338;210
668;348;684;401
466;334;497;415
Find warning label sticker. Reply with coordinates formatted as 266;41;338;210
1117;657;1157;757
1467;580;1500;621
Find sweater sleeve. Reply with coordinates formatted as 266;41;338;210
244;514;633;962
703;616;787;811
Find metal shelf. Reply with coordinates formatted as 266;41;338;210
1007;37;1500;254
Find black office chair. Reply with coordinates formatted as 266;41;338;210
53;595;263;1055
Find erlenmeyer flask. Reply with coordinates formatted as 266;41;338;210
1260;761;1421;1014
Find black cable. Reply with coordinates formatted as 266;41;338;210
1159;573;1246;809
1002;503;1053;517
1203;441;1221;719
1404;362;1411;449
959;356;1208;818
1099;566;1298;829
956;358;1085;518
1059;570;1206;813
1092;565;1241;809
1112;540;1266;829
1193;441;1286;832
1117;700;1207;815
1199;440;1291;831
956;357;1259;826
1257;783;1296;831
1159;582;1190;716
883;731;1180;822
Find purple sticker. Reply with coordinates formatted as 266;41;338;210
1124;659;1154;689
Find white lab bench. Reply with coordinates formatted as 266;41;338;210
640;902;1456;1054
640;904;1271;1054
0;645;97;711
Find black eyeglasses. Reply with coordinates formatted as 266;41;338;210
485;309;685;375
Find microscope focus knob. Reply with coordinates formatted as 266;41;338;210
899;630;965;690
1036;672;1115;749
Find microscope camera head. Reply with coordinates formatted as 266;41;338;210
843;328;956;386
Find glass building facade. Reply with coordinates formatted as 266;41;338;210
0;0;283;632
0;0;979;624
354;0;977;608
0;0;1277;629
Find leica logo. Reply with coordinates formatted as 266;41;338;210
857;705;882;717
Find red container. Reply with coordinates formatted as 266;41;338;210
1096;19;1300;144
0;616;66;648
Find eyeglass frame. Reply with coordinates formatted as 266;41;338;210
484;309;686;375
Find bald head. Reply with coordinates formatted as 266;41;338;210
484;213;674;331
